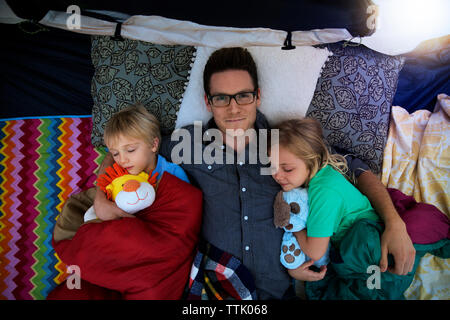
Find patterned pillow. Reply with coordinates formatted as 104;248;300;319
306;42;405;173
90;36;196;147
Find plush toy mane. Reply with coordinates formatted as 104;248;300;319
96;163;158;200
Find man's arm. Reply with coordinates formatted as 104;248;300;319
356;170;415;275
93;153;135;221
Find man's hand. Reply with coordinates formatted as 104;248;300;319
380;220;415;275
356;170;416;275
287;260;327;282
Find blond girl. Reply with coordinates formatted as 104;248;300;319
271;118;380;279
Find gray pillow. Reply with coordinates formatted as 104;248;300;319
306;42;405;174
90;36;196;147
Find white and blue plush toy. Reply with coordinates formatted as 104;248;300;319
273;187;329;269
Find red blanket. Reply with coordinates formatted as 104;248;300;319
51;172;202;299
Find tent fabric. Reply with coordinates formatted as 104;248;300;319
6;0;375;37
2;22;447;120
37;11;352;49
392;36;450;113
360;0;450;56
0;23;94;119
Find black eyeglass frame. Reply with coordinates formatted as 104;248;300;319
207;90;258;108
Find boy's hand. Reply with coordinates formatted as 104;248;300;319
94;153;135;221
93;186;135;221
287;260;327;282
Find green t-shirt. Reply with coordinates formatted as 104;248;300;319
306;165;380;246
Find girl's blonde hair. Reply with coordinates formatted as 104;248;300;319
103;103;161;151
276;118;349;187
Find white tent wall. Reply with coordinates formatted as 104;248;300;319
2;0;448;54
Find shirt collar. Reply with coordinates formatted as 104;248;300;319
205;109;270;132
202;110;272;162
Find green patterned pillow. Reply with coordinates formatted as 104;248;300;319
90;35;196;147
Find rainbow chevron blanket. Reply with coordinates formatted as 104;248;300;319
0;116;106;300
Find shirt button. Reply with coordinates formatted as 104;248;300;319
244;216;248;221
245;246;250;251
207;165;212;170
242;187;246;192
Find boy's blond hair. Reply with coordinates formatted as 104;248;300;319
103;103;161;151
275;118;349;187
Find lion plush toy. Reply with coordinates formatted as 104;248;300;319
273;187;329;269
84;163;158;222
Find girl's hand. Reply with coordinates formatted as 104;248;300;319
287;260;327;282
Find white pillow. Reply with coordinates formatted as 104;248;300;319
175;46;216;129
175;45;332;128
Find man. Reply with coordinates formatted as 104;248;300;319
94;47;416;299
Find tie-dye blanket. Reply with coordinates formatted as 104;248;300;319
0;116;107;299
381;93;450;299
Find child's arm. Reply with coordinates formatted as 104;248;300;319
93;153;135;221
293;230;330;262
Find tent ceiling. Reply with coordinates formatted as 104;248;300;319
5;0;375;37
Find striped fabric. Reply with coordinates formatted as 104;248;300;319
0;117;106;300
186;242;257;300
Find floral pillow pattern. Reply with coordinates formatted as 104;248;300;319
90;36;196;147
306;42;405;173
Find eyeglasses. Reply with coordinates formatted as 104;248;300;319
207;91;257;108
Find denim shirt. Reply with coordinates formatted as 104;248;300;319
160;111;369;299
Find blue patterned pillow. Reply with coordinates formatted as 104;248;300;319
306;42;405;174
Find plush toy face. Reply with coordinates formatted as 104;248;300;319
273;187;309;232
110;175;156;214
282;187;309;232
105;172;150;200
97;163;158;215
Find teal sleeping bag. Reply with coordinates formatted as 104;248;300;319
305;219;450;300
